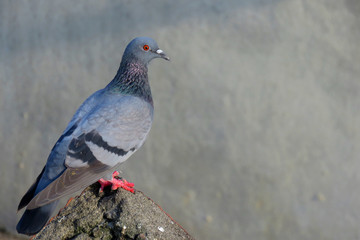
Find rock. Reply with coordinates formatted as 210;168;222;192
32;183;194;240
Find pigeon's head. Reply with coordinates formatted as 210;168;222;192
123;37;170;65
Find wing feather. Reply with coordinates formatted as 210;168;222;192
27;161;110;209
26;94;153;209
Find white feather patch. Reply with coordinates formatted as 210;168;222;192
86;141;135;167
66;157;90;168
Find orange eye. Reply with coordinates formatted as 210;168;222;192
143;45;149;51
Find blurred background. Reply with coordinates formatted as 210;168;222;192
1;0;360;239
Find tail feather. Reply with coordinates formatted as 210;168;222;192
16;200;59;235
18;166;46;211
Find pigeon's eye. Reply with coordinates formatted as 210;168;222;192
143;45;150;51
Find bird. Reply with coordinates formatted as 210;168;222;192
16;37;170;235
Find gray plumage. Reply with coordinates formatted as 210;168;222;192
16;37;169;235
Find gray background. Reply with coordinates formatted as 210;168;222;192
1;0;360;239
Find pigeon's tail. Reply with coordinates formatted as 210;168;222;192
16;200;59;235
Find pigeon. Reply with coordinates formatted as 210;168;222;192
16;37;170;235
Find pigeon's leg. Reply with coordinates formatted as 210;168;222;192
98;171;135;193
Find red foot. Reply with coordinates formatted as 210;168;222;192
98;171;135;193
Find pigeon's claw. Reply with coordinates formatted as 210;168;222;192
98;178;112;193
112;170;120;178
98;171;135;193
111;178;135;192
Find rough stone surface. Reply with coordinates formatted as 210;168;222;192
1;1;360;240
32;183;194;240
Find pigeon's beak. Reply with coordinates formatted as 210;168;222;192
156;49;170;61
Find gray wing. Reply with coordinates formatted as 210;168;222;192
18;89;105;211
26;94;153;210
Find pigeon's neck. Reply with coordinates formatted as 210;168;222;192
107;59;153;105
